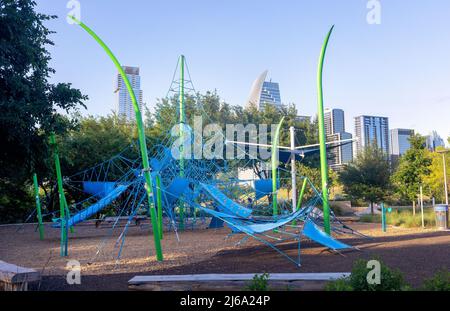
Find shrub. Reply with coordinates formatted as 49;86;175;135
246;273;270;291
325;277;353;291
422;268;450;291
326;259;408;291
358;208;436;228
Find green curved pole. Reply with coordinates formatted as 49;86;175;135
317;25;334;235
50;133;68;256
272;117;285;216
33;173;45;240
155;175;163;240
69;16;163;261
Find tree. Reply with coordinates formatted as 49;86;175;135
0;0;87;222
423;146;450;203
340;145;391;214
392;134;432;212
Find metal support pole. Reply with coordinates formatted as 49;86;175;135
442;152;448;205
179;55;185;230
381;202;386;233
317;26;334;235
420;185;424;229
32;173;45;240
50;133;68;257
290;126;297;212
69;16;163;261
272;118;285;216
296;178;308;211
156;175;163;240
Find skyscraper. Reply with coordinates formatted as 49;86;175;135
354;115;390;155
246;70;282;110
324;108;345;136
390;128;414;156
115;66;143;122
425;131;445;151
324;108;353;170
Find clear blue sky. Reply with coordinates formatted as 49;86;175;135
36;0;450;142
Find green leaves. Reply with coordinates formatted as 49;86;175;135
0;0;87;222
340;145;391;206
392;134;432;202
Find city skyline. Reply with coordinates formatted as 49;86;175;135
35;1;450;144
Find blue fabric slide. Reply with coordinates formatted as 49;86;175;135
54;184;129;227
82;181;116;198
302;219;351;250
200;183;252;218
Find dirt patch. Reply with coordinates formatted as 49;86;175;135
0;222;448;290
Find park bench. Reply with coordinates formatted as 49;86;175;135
128;272;350;291
0;260;41;291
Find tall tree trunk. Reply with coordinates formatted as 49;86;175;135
370;202;374;215
412;200;416;216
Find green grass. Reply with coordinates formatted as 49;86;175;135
359;208;436;228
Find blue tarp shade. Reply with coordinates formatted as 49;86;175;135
254;179;280;201
302;219;351;250
83;182;117;198
200;183;253;218
54;184;129;227
209;217;224;229
150;148;173;171
163;177;190;206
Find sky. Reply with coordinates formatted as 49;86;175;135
35;0;450;144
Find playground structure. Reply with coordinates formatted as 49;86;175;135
30;17;363;267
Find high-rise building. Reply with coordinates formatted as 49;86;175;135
325;108;345;136
296;115;311;123
324;108;353;170
115;66;143;122
390;128;414;156
354;115;390;156
246;70;282;110
425;131;445;151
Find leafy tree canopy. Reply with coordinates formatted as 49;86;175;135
392;134;432;203
340;145;391;212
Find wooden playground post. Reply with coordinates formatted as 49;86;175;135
32;173;44;240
